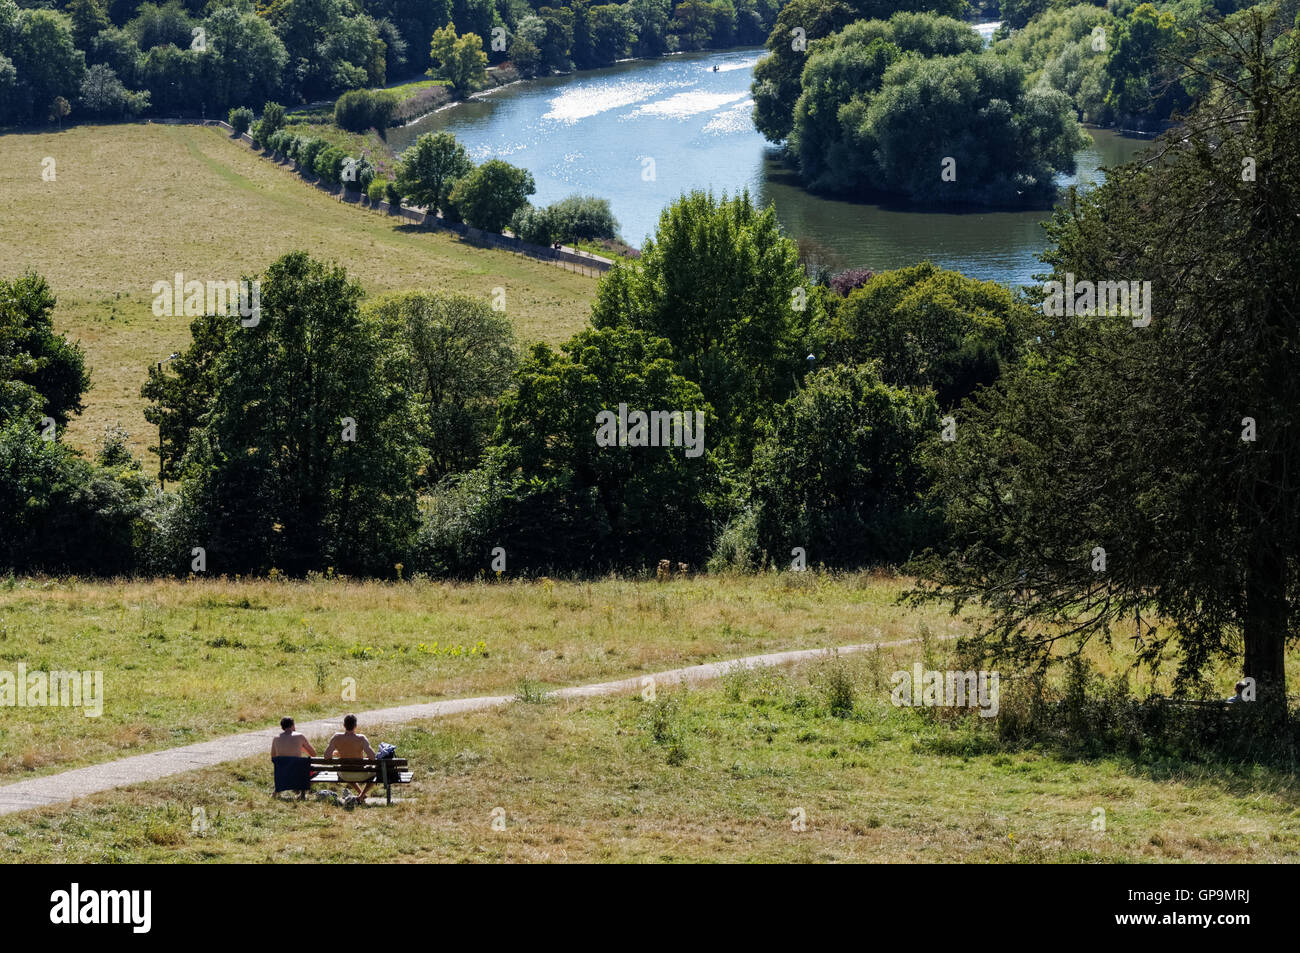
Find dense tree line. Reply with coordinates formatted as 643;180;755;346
3;185;1028;578
0;0;786;127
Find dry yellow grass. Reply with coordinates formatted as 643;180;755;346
0;571;962;781
0;122;594;461
4;650;1297;863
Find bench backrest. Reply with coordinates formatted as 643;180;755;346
308;758;409;770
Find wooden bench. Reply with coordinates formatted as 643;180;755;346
273;756;412;804
309;757;413;805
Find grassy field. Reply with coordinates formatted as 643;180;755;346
0;123;594;463
4;648;1296;863
0;572;967;782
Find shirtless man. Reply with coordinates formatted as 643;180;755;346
324;714;377;802
271;716;317;758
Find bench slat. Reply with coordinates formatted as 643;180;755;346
312;771;412;784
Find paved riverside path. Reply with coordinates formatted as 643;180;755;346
0;636;938;817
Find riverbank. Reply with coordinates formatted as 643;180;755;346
386;48;1153;286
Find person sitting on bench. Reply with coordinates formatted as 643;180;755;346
271;716;317;798
324;714;377;802
272;716;317;758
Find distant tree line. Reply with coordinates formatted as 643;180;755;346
0;0;785;128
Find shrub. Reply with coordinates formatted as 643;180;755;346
314;146;347;184
820;662;856;717
342;157;374;192
298;138;325;174
547;194;619;243
367;178;388;204
334;89;398;132
267;130;292;155
385;181;402;206
260;101;286;134
706;508;761;573
509;204;557;245
228;106;253;134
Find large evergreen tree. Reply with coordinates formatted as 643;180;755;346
912;8;1300;710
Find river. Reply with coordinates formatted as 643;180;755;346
388;38;1151;287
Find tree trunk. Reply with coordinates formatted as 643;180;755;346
1243;544;1288;712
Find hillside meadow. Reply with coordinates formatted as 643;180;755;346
3;648;1297;863
0;122;594;462
0;572;966;781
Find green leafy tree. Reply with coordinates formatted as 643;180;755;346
996;4;1117;124
180;252;425;576
6;9;86;125
534;6;575;70
1104;2;1191;121
79;63;150;116
589;3;635;63
141;311;233;483
366;290;517;483
570;0;594;67
127;0;193;50
590;190;814;469
202;6;289;112
547;194;619;242
829;262;1032;407
0;272;145;576
826;45;1086;203
395;130;474;215
67;0;109;48
508;33;542;75
912;9;1300;709
750;0;968;142
429;21;488;94
0;420;153;575
334;88;397;131
448;158;536;231
0;273;90;429
627;0;671;57
1000;0;1049;31
749;362;940;568
420;326;720;573
670;0;713;50
751;0;853;142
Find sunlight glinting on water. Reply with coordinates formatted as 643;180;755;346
702;99;756;135
628;90;750;120
542;79;684;123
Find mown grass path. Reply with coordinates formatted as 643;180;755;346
0;636;933;817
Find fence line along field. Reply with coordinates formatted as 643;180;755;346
2;123;595;462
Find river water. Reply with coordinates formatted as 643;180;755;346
388;38;1151;287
